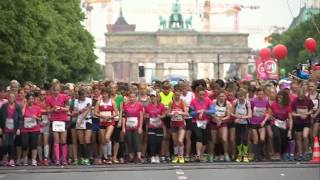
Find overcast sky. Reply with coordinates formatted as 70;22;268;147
85;0;319;64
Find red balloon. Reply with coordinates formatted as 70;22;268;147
272;44;288;60
305;38;317;53
260;48;271;60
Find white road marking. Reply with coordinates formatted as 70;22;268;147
176;171;185;175
178;176;187;180
280;173;285;176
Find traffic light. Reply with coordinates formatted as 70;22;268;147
139;66;145;77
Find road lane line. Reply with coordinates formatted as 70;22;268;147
178;176;187;180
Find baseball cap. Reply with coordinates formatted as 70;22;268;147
149;90;157;96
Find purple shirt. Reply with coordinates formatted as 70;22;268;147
250;97;270;125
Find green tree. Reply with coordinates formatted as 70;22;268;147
270;13;320;75
0;0;99;86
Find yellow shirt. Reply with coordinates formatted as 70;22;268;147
160;91;174;108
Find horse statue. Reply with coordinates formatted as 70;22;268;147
185;16;192;29
169;0;184;29
159;16;167;30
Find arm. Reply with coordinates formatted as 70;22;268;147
244;102;252;119
112;100;118;118
261;107;271;125
205;104;216;115
182;102;189;116
221;103;231;121
189;105;198;117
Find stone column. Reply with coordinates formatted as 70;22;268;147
219;63;224;80
240;63;248;79
130;62;139;83
105;62;114;81
213;63;218;79
156;63;164;81
188;62;198;81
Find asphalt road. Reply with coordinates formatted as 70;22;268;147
0;162;319;180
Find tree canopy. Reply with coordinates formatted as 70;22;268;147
0;0;99;86
270;12;320;74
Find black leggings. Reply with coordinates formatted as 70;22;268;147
147;128;163;156
125;131;141;154
235;124;249;146
3;133;15;160
272;125;288;155
192;125;209;145
21;132;39;151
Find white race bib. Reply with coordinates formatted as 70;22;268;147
5;118;14;130
275;119;287;129
297;108;308;114
126;117;138;128
216;106;227;117
196;120;207;129
76;120;86;129
253;107;266;117
24;117;37;129
312;100;319;111
150;117;161;127
172;111;184;121
52;121;66;132
100;111;112;122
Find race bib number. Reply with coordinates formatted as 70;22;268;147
5;118;14;130
216;106;227;117
253;107;266;117
275;119;286;129
150;117;161;127
100;111;112;122
312;100;319;111
24;117;37;129
297;108;308;114
76;119;86;129
172;112;184;121
126;117;138;128
52;121;66;132
41;115;49;125
196;120;207;129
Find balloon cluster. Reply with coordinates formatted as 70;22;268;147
258;37;318;80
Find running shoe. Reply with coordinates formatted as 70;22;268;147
288;154;294;161
194;156;201;162
297;155;303;161
151;156;156;164
219;155;224;162
235;156;242;162
243;155;250;163
43;159;49;166
8;160;15;167
62;160;68;166
23;157;28;166
208;155;214;163
171;156;179;163
302;154;309;161
56;160;61;166
31;160;37;166
184;156;190;163
155;156;160;164
178;156;185;164
83;159;91;166
224;155;231;162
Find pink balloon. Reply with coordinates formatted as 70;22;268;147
272;44;288;60
305;38;317;53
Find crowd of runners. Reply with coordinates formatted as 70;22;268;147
0;78;319;166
